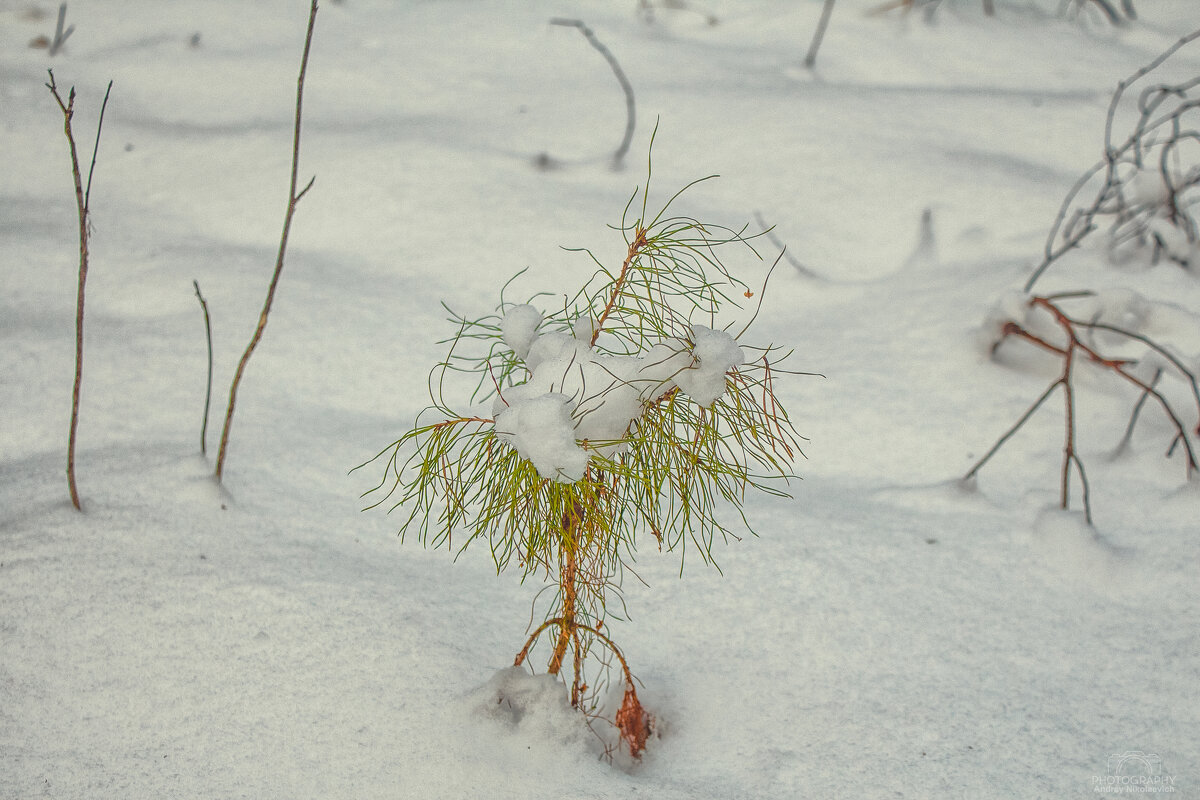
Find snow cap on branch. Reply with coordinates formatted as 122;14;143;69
494;392;589;483
494;307;745;483
676;324;745;408
501;304;543;360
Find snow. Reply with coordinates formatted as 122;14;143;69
674;324;744;408
495;391;589;482
500;302;542;360
3;1;1200;797
493;305;745;479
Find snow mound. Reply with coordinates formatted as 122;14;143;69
674;325;745;408
1028;508;1140;594
465;667;591;750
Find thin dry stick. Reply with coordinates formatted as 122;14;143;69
193;280;213;456
47;71;112;511
1059;341;1092;524
215;0;318;482
964;380;1062;485
1114;367;1161;456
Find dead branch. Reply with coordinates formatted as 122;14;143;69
215;0;319;482
193;280;213;456
46;72;112;511
966;294;1199;523
1026;28;1200;292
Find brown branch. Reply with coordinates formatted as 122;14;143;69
47;72;111;511
1059;340;1090;522
969;295;1198;523
591;227;649;346
547;501;583;680
215;0;319;482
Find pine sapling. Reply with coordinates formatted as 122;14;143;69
361;144;806;758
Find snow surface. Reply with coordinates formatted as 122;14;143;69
3;1;1200;797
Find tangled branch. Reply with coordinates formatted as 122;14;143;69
966;293;1199;523
1027;28;1200;292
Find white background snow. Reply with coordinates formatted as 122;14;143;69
2;1;1198;797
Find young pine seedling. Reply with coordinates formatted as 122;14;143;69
361;157;805;758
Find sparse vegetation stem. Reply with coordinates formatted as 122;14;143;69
215;0;319;482
46;71;112;511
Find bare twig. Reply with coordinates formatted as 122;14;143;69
193;280;214;456
964;378;1061;486
46;71;111;511
215;0;319;482
550;18;636;168
1026;28;1200;292
968;295;1199;524
1114;366;1161;456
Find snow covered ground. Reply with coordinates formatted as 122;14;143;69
2;1;1198;797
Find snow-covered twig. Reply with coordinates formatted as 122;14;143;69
1026;28;1200;291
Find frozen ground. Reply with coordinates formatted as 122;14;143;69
2;1;1198;797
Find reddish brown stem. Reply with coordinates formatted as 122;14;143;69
47;72;111;511
591;228;649;346
970;294;1197;524
547;544;578;677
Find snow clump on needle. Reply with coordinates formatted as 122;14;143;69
491;304;745;483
